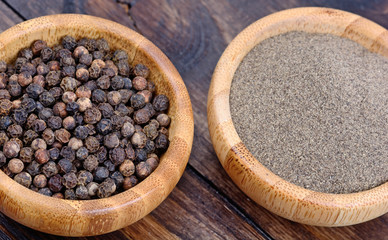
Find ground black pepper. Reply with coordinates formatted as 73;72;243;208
230;32;388;194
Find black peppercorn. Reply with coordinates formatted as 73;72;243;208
57;158;73;174
133;108;151;125
130;132;147;149
121;77;131;89
96;38;109;52
152;94;169;112
26;161;41;177
62;172;77;189
20;98;36;114
49;148;60;160
98;103;114;118
36;63;49;76
64;189;76;199
103;160;115;172
112;50;128;62
48;61;60;71
7;124;23;138
0;89;10;100
95;118;112;135
77;170;93;186
52;193;64;199
74;125;89;140
73;46;89;59
0;99;12;117
135;148;147;163
66;102;80;115
96;75;110;89
94;166;109;183
117;60;131;77
31;138;47;150
46;71;61;87
14;172;32;188
62;36;77;51
96;146;107;163
38;187;53;196
60;146;75;161
40;47;53;62
136;161;152;179
144;140;156;154
25;84;43;100
86;182;98;197
4;141;21;159
0;116;12;130
47;116;62;130
97;178;116;198
42;161;59;178
75;185;89;199
85;136;100;153
123;175;138;190
32;40;47;55
33;174;47;188
155;133;169;151
130;93;146;109
104;133;120;149
119;160;135;177
75;147;88;161
55;128;71;144
32;119;47;132
49;87;63;101
62;64;76;76
132;76;147;91
14;57;28;71
109;147;125;166
110;171;124;188
48;174;63;192
92;89;106;103
133;64;150;78
18;71;32;87
83;155;98;172
35;149;50;164
19;48;33;61
84;107;102;124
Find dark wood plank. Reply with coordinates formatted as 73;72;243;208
0;1;23;32
128;0;388;239
148;168;266;240
3;0;136;30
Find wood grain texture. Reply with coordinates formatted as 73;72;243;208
0;14;194;236
208;7;388;226
0;1;22;32
3;0;136;30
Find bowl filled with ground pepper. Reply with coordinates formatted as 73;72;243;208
0;14;193;236
208;7;388;226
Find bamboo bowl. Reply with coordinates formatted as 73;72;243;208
0;15;193;236
208;7;388;226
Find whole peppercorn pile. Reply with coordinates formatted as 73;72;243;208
0;36;171;199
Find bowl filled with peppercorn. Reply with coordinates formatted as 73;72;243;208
0;14;193;236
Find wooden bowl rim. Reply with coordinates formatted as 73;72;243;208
208;7;388;226
0;14;194;236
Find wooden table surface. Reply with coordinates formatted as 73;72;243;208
0;0;387;239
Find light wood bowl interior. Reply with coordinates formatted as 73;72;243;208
208;7;388;226
0;14;194;236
